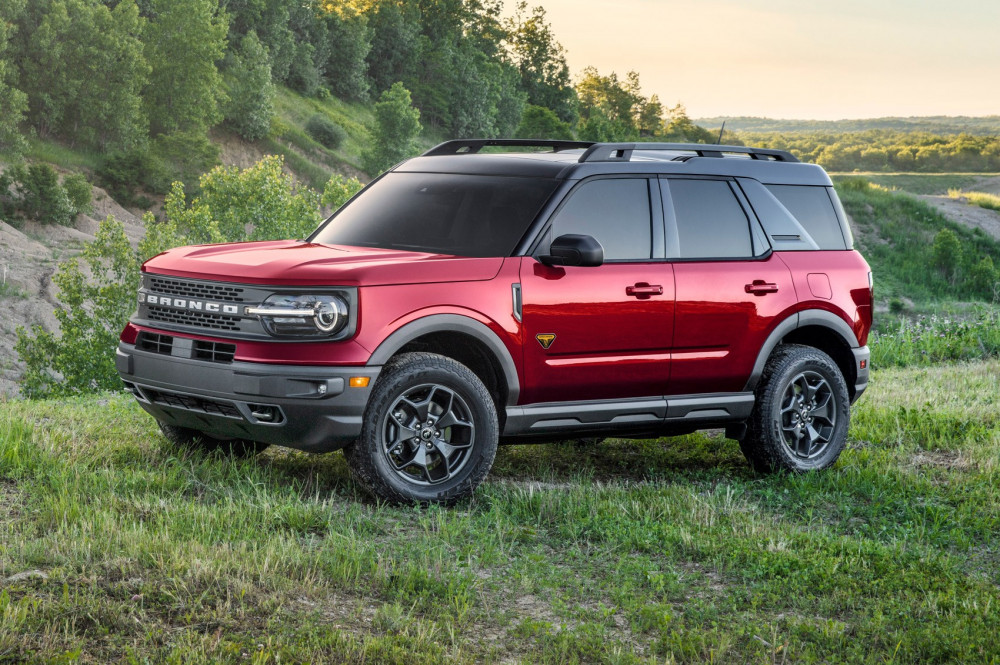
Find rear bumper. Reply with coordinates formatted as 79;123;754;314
116;342;379;453
851;345;870;403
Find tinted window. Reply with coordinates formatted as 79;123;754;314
766;185;847;250
311;173;559;257
549;178;652;261
666;179;753;259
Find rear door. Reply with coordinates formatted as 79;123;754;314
663;177;797;395
519;176;675;404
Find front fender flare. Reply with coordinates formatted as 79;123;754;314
366;314;521;406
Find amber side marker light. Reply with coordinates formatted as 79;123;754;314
349;377;371;388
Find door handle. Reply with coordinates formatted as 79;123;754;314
626;283;663;298
745;280;779;295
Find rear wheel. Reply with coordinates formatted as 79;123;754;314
344;353;499;505
740;344;849;473
157;422;268;458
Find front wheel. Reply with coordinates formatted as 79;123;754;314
740;344;850;473
344;353;499;505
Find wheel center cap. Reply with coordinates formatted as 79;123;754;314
420;428;434;441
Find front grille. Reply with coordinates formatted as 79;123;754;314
144;388;243;419
147;305;242;331
193;340;236;363
148;276;245;302
136;331;173;355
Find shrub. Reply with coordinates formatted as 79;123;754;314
62;172;93;216
15;164;74;225
968;255;998;298
932;228;962;284
322;173;363;210
306;114;347;149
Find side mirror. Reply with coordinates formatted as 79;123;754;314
539;234;604;267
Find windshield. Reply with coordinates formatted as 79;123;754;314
310;172;560;257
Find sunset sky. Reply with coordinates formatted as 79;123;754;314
505;0;1000;120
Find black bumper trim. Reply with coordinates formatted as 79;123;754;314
117;343;379;453
851;345;870;403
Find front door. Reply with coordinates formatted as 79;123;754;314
519;177;675;404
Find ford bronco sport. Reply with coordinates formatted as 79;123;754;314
117;140;872;504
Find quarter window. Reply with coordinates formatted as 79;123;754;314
765;185;847;250
548;178;652;261
665;179;753;259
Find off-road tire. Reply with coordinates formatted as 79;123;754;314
740;344;850;473
344;352;499;505
157;422;269;458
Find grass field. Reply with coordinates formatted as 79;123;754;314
2;359;999;663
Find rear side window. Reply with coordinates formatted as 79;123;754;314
549;178;652;261
765;185;847;250
665;179;753;259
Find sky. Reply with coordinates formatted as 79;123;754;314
503;0;1000;120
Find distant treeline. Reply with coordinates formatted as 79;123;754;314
733;131;1000;173
702;115;1000;135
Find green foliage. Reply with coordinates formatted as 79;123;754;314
305;114;347;149
147;155;322;250
870;311;1000;368
320;7;371;101
0;18;27;154
61;171;92;215
144;0;228;136
13;163;74;226
15;218;141;397
968;256;998;296
837;180;1000;304
321;173;364;210
362;82;421;176
932;228;962;283
223;31;275;142
11;0;149;151
738;130;1000;173
515;105;573;140
365;0;421;95
504;2;577;125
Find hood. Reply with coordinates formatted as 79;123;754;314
142;240;505;286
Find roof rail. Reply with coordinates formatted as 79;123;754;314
578;143;799;163
422;139;595;156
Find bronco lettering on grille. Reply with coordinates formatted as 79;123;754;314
145;294;240;315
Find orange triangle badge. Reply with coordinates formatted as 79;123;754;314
536;333;556;350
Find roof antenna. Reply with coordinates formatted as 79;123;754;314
716;120;726;145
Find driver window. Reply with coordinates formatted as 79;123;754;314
548;178;652;261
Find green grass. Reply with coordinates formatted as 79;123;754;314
947;188;1000;212
831;173;995;196
2;360;1000;663
870;309;1000;368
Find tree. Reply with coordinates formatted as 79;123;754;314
366;0;421;94
223;31;275;141
0;16;27;153
320;7;371;100
362;82;422;175
144;0;228;136
516;105;572;140
503;2;576;124
11;0;149;150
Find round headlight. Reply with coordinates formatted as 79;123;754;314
249;294;350;337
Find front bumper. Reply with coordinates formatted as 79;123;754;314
116;342;380;453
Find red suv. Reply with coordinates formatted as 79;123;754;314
117;140;872;503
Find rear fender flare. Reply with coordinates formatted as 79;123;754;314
743;309;859;391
